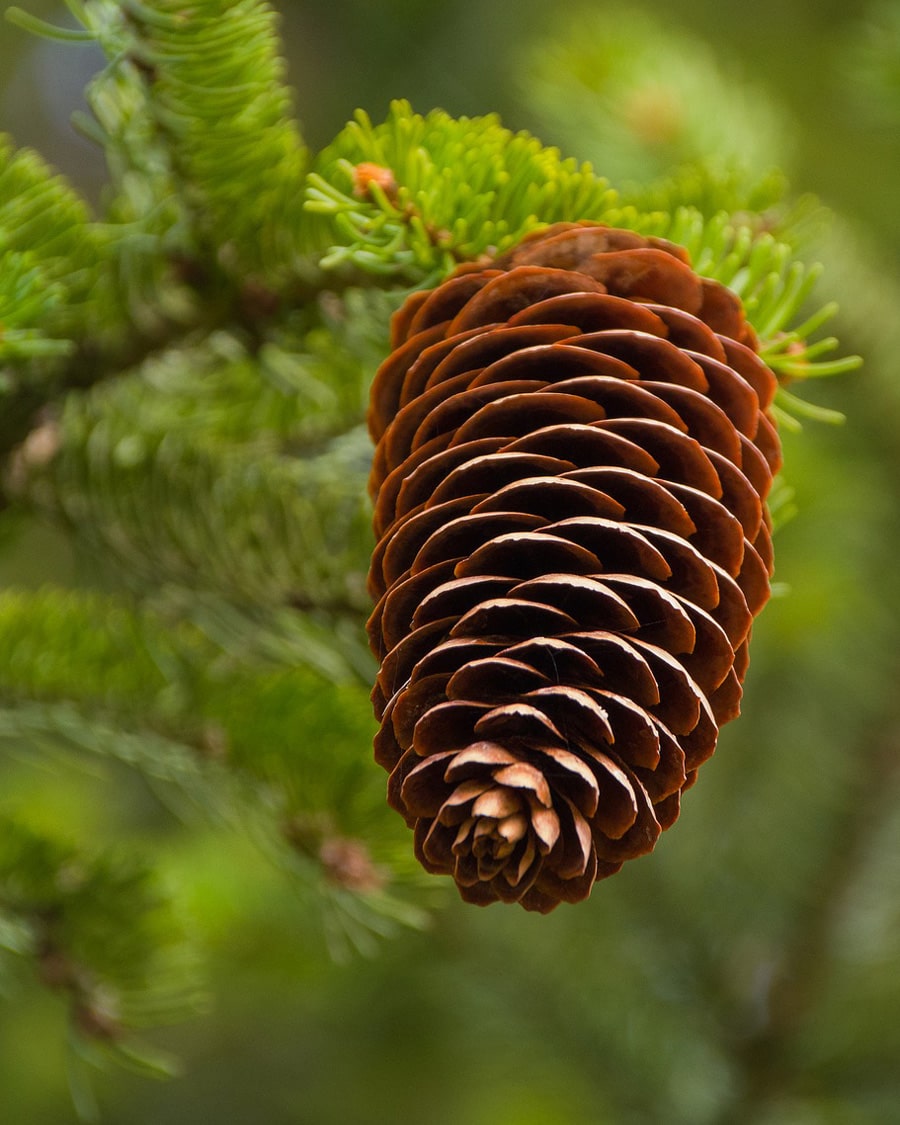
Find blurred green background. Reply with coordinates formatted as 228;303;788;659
2;0;900;1122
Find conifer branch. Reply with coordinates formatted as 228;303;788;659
0;584;420;938
1;0;315;497
8;364;376;619
112;0;310;278
0;815;204;1090
8;0;310;283
304;101;618;280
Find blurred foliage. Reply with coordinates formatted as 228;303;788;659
844;0;900;129
0;0;897;1123
518;4;789;191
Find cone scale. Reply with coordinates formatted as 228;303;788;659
366;223;782;912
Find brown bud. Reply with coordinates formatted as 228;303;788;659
319;836;387;894
352;162;399;202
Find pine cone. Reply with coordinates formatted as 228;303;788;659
367;222;781;912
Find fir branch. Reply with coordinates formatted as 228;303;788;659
0;581;374;753
1;0;316;480
620;163;831;254
621;163;790;227
0;697;233;815
304;100;618;282
0;815;203;1079
0;586;424;962
65;0;307;282
0;693;426;961
52;308;377;455
13;390;375;617
164;590;374;684
0;585;378;846
9;0;309;281
0;587;172;709
5;6;97;41
117;0;310;278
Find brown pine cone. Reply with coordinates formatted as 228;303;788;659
366;222;781;913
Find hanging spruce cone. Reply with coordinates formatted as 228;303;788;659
366;222;781;912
